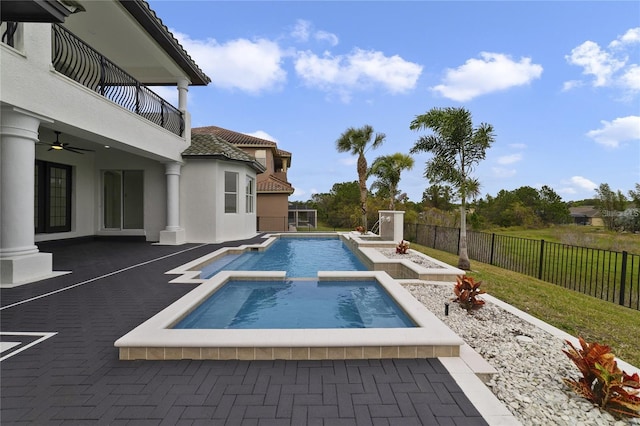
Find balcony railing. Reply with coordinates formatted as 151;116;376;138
1;21;19;47
51;24;184;136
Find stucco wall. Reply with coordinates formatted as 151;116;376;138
181;159;258;243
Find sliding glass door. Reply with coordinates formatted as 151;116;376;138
103;170;143;230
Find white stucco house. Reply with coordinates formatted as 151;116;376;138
0;0;264;286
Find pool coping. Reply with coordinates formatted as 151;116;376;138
164;232;466;284
114;270;465;361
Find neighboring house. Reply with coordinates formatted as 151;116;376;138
0;1;262;286
192;126;295;232
569;206;604;226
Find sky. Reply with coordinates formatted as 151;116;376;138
147;1;640;203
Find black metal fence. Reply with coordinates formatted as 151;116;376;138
405;223;640;311
51;24;184;136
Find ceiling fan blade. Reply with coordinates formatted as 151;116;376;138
68;146;95;152
64;147;85;154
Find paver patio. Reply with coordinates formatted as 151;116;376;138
1;237;488;425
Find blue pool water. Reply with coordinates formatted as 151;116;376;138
173;280;415;329
200;237;367;278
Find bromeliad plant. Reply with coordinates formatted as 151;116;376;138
563;337;640;418
452;275;485;311
396;240;410;254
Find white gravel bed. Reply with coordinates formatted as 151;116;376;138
380;249;638;425
377;248;446;269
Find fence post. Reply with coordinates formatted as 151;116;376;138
489;233;495;265
538;239;545;280
433;226;437;249
457;228;461;255
619;251;628;306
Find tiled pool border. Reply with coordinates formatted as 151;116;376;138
115;270;464;361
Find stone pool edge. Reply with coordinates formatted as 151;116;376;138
114;270;465;361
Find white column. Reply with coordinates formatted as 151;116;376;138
177;77;192;145
0;106;53;286
177;77;189;112
158;161;186;245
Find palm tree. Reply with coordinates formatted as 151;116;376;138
336;125;386;230
369;153;415;210
410;107;495;270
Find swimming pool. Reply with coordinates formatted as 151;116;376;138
173;279;416;329
200;237;367;278
116;233;466;360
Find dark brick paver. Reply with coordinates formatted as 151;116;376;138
1;238;487;425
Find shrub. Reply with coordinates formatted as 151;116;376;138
563;336;640;418
452;275;485;311
396;240;410;254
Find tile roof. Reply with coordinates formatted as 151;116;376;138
258;175;294;194
123;1;211;85
192;126;278;147
182;133;266;172
569;206;601;217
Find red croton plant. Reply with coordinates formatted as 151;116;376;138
452;275;485;311
563;336;640;418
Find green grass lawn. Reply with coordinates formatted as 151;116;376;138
489;225;640;254
411;243;640;368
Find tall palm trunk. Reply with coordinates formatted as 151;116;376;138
357;154;368;230
458;203;470;270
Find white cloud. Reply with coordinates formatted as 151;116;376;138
562;80;583;92
570;176;598;191
244;130;278;142
491;167;517;178
291;20;338;46
557;186;577;196
431;52;543;102
173;31;286;94
565;27;639;95
339;156;357;166
291;20;311;42
609;27;640;48
586;115;640;148
496;153;523;165
620;65;640;91
565;41;624;87
294;48;422;102
151;86;178;106
315;30;339;47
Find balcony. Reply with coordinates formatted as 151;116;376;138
51;23;184;136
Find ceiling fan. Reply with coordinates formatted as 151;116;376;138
42;131;95;154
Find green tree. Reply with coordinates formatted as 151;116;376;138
368;153;414;210
410;107;495;270
311;181;360;228
336;125;386;230
595;183;626;230
422;184;455;210
629;183;640;207
538;185;570;224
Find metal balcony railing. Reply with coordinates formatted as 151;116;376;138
1;21;19;47
51;24;184;136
